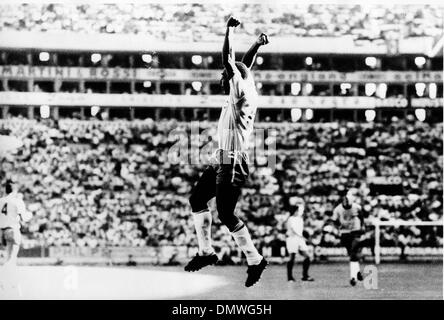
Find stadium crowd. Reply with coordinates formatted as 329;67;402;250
0;3;442;41
0;116;442;255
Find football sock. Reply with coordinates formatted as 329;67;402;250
302;257;310;278
192;209;214;255
231;225;262;265
350;261;360;279
287;254;295;279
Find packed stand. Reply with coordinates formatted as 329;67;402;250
0;116;442;254
0;3;442;41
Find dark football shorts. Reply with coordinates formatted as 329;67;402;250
211;149;249;188
340;230;363;259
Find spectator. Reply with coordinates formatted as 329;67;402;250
0;117;441;251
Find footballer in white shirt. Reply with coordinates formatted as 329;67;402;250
0;179;32;267
286;200;314;282
185;16;269;287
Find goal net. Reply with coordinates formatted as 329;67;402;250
373;220;443;264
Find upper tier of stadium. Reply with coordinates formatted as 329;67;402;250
0;3;443;55
1;3;442;40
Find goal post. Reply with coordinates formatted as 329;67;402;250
373;220;443;264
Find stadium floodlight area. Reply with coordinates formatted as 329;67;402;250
373;220;443;264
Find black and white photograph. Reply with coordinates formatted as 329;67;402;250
0;0;442;306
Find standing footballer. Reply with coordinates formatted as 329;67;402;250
0;179;32;267
185;16;269;287
286;199;314;282
333;193;366;286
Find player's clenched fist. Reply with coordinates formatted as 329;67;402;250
227;16;241;28
256;33;269;46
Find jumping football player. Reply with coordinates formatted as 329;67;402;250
0;179;32;267
333;193;365;286
286;199;314;282
185;16;269;287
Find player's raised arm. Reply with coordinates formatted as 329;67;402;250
242;33;269;69
222;16;240;79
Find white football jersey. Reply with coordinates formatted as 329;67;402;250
217;61;258;153
0;193;27;228
287;206;304;238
